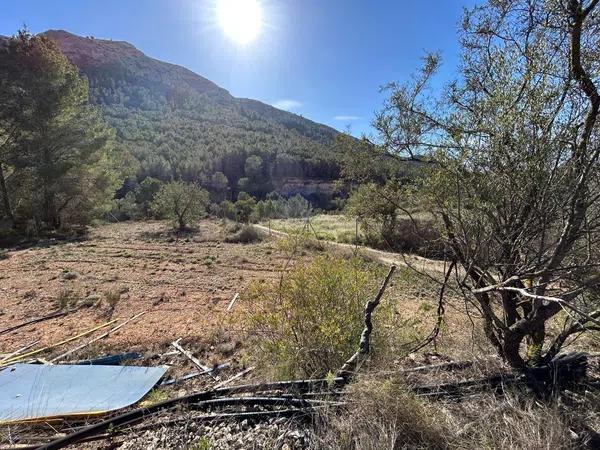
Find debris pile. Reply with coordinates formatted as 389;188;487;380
1;264;598;449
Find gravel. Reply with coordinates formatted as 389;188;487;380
117;418;310;449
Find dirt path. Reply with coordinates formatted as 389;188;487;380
253;224;449;274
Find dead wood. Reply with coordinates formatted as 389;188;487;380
213;366;254;388
171;338;220;381
336;265;396;381
160;364;230;386
0;310;70;337
399;360;473;373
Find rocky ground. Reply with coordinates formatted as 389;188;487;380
117;419;309;450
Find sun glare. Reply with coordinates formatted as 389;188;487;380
217;0;262;45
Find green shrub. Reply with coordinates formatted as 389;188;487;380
151;181;209;230
240;255;387;379
109;191;141;221
337;230;362;245
276;228;325;254
217;200;237;221
234;192;257;223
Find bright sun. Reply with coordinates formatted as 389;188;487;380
217;0;262;45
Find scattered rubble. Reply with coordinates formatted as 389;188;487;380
119;419;309;450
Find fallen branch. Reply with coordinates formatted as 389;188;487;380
399;360;473;374
336;265;396;381
0;310;70;337
171;338;220;381
214;366;254;388
160;363;230;386
49;311;147;363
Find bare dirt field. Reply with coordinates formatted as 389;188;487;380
0;219;495;369
0;220;295;357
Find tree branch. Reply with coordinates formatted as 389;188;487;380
337;265;396;381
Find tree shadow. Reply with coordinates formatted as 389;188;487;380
138;226;201;243
0;226;90;251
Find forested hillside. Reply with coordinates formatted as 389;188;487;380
44;30;341;204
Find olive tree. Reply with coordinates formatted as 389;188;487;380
151;181;209;231
374;0;600;368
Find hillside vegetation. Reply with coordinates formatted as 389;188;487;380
45;30;342;205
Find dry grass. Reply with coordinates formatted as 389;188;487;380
224;225;262;243
310;369;597;450
55;288;78;310
0;219;297;354
310;376;450;450
452;393;575;449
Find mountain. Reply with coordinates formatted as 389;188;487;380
43;30;341;205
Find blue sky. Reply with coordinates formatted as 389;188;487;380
1;0;479;136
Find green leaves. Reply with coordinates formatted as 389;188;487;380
151;181;209;230
0;30;117;230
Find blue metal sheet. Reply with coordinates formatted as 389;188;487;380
75;352;142;366
0;363;167;423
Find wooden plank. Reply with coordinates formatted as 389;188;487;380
160;363;230;386
171;339;220;381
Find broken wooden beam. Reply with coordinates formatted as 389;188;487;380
171;338;220;381
160;363;230;386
